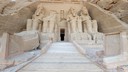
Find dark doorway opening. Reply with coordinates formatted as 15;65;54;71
60;29;65;41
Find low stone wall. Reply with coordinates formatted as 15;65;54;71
15;31;39;52
103;31;128;69
0;31;39;59
105;33;121;56
8;34;23;58
103;53;128;69
104;31;128;56
85;2;128;33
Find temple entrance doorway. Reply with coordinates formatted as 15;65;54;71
60;29;65;41
57;20;68;42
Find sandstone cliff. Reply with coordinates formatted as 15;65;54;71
89;0;128;24
0;0;128;35
0;0;39;35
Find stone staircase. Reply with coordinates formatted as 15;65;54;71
18;42;103;72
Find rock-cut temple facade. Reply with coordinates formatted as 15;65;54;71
0;0;128;72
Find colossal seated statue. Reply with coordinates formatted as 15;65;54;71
67;7;78;33
80;6;93;33
49;15;57;33
27;3;46;32
91;20;104;44
80;6;90;20
42;18;49;33
25;4;104;44
32;3;46;20
77;16;83;33
27;3;58;33
42;10;57;33
82;21;88;33
32;19;42;30
92;20;98;33
70;17;77;33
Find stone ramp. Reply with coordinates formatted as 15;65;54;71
18;42;103;72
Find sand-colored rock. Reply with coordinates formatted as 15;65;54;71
0;0;128;72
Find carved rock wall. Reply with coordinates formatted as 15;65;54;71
0;0;128;35
0;8;33;35
0;0;10;13
86;2;128;33
0;1;40;36
88;0;128;24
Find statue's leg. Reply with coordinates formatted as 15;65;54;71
92;20;98;33
86;20;93;33
43;20;48;33
71;20;76;33
26;19;32;31
49;20;55;33
33;19;39;30
78;19;82;33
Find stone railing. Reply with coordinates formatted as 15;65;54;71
41;40;52;54
73;40;105;68
73;41;86;55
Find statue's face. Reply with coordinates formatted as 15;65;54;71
69;7;76;16
81;7;88;15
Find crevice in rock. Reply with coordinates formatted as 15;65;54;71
3;2;15;14
104;1;118;10
1;5;8;14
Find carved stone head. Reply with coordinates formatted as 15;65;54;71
81;6;88;16
68;7;76;17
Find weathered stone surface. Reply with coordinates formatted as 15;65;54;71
105;33;121;56
0;1;40;36
0;1;128;71
0;31;39;59
15;31;39;51
0;0;10;14
88;0;128;24
0;0;128;35
86;2;128;33
0;33;9;59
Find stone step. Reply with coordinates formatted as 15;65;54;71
19;69;103;72
32;58;90;63
19;63;103;71
18;42;103;72
41;53;85;58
